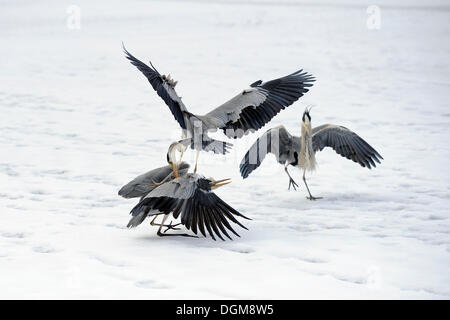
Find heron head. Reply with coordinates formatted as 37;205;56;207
302;106;313;130
209;178;232;190
167;141;186;178
302;106;313;123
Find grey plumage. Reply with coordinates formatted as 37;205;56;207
240;111;383;199
203;69;315;139
311;124;382;168
118;162;190;200
127;173;250;241
123;45;314;154
240;125;300;179
241;124;382;178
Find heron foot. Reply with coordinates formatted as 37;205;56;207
306;196;323;201
163;221;182;233
157;230;198;238
288;178;299;191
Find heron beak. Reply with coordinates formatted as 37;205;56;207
169;162;179;178
211;178;232;188
174;147;185;178
173;163;179;178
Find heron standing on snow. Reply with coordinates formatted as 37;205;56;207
123;45;314;172
240;107;383;200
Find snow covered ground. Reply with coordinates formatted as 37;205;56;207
1;0;449;299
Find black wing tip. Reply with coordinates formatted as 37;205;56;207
239;163;247;177
122;42;134;60
239;162;255;179
289;69;315;82
122;44;158;74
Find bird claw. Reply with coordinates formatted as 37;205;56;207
306;196;323;201
288;178;299;191
163;221;182;233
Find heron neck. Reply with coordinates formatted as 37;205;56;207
300;123;316;170
301;123;312;142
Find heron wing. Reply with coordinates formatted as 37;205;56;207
312;124;383;169
240;125;299;178
128;175;250;240
181;186;250;241
123;45;188;129
203;70;315;138
118;162;190;199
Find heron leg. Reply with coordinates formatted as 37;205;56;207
302;169;322;200
163;220;182;233
148;173;172;188
284;165;299;191
150;216;182;230
156;214;198;238
149;215;159;226
193;150;200;174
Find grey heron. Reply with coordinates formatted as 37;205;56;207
123;45;315;172
128;173;250;240
239;108;383;200
121;142;250;240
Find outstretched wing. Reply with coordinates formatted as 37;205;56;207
123;45;187;129
118;162;190;199
240;125;299;178
203;70;315;138
128;175;250;241
312;124;383;169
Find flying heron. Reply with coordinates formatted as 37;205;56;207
123;45;315;172
122;142;250;240
240;107;383;200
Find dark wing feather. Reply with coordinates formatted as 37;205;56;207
123;45;187;129
312;124;383;169
205;70;315;138
127;176;250;240
240;125;299;178
189;184;250;241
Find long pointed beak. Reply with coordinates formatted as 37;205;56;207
175;150;184;178
212;178;232;188
170;163;179;178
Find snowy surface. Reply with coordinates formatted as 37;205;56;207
1;0;449;299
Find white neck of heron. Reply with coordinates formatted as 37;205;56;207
168;145;184;178
301;120;312;140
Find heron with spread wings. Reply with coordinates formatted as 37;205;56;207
123;45;315;172
240;108;383;200
119;142;250;240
